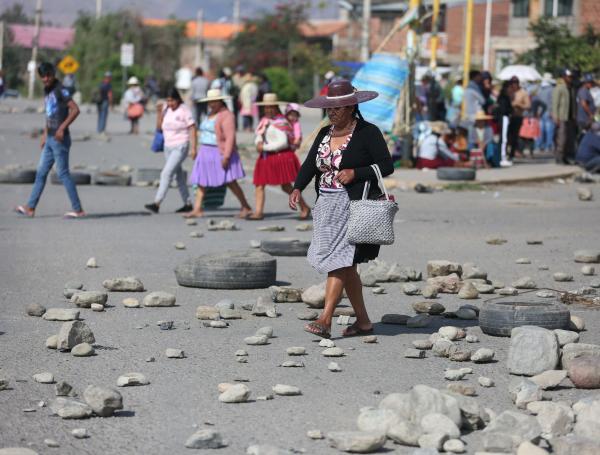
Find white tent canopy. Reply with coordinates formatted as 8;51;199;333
497;65;542;82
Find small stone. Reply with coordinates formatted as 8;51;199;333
143;291;176;307
56;321;95;351
554;329;579;346
445;369;467;381
465;335;479;343
577;187;593;201
186;219;197;226
55;381;73;396
362;335;378;344
71;428;89;439
102;276;144;292
516;257;531;264
509;378;543;409
472;283;495;294
478;376;494;387
71;342;94;357
498;287;519;296
117;372;149;387
568;356;600;389
334;307;355;317
42;308;80;321
458;282;479;299
50;397;93;419
219;384;250;403
320;339;335;348
443;439;466;453
297;310;318;320
553;272;574;282
185;429;226;449
449;347;472;362
0;378;9;391
447;383;476;396
536;290;555;298
539;265;550;271
427;260;462;277
257;224;284;232
301;282;326;308
207;219;238;231
251;296;278;318
83;385;123;417
581;265;596;276
433;339;454;357
174;242;186;250
387;420;422;446
486;237;507;245
244;335;269;346
33;372;54;384
269;286;303;303
26;303;46;317
280;361;304;368
472;348;495;363
90;303;104;312
372;287;386;294
439;326;460;341
407;314;431;328
86;257;98;268
463;263;488;280
418;432;449;450
421;286;438;299
381;314;410;324
405;349;426;359
517;441;548;455
272;384;301;396
122;298;140;308
296;223;312;231
286;346;306;356
526;239;543;245
327;361;342;372
145;357;155;363
530;370;568;389
403;283;421;295
413;301;445;314
210;320;228;328
574;250;600;263
569;315;585;331
44;439;59;448
512;276;537;289
322;347;344;357
508;326;559;375
337;315;351;325
196;305;220;320
411;340;431;350
189;231;203;238
165;348;185;358
307;429;324;439
327;431;386;453
70;291;108;308
256;326;274;338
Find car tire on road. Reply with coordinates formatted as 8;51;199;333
94;172;132;186
0;169;36;184
437;167;476;181
260;238;310;257
51;171;92;185
174;250;277;289
479;299;570;337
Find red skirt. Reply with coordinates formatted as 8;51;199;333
416;157;455;169
253;150;301;186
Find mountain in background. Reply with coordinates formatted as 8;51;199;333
0;0;338;26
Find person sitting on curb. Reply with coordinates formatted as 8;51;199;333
15;62;85;218
416;121;459;169
576;122;600;173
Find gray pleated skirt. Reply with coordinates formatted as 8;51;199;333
307;190;356;274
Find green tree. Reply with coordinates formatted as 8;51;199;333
519;17;600;74
264;67;299;101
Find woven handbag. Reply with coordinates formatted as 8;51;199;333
347;164;398;245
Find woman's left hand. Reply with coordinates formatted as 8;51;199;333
221;156;230;170
336;169;355;185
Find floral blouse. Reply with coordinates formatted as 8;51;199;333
317;125;354;190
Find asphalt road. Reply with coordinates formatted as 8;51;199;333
0;102;599;454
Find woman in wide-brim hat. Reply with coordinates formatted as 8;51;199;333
184;89;252;218
250;92;310;220
289;79;394;339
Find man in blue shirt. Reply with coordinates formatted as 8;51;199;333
96;71;113;135
577;74;596;133
576;122;600;173
15;62;85;218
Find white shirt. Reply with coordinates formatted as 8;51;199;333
175;68;193;91
418;134;458;161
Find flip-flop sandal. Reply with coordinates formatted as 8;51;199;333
342;323;374;338
304;322;331;339
15;205;34;217
298;210;312;221
247;215;265;221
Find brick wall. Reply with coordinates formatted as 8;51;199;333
580;0;600;33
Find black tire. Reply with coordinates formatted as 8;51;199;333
437;167;476;181
175;250;277;289
94;172;131;186
51;171;91;185
135;168;162;183
260;238;310;257
479;299;570;337
0;169;36;184
203;185;227;208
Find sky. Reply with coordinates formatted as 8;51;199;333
0;0;340;26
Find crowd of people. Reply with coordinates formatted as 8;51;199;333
415;69;600;171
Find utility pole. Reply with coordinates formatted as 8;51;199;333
483;0;492;70
195;9;204;68
460;0;474;120
233;0;240;32
96;0;102;19
28;0;42;100
0;21;4;70
429;0;440;70
404;0;421;162
360;0;371;62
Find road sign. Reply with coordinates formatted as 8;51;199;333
57;55;80;74
120;43;134;67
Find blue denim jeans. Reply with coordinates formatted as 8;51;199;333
535;112;555;152
97;101;109;133
27;135;82;211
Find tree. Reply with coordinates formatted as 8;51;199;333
519;18;600;74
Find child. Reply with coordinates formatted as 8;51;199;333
285;103;302;150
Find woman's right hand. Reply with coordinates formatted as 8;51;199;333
257;142;264;154
289;189;301;210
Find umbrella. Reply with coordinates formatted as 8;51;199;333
497;65;542;82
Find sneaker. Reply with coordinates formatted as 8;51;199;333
144;203;159;214
64;211;86;219
15;205;34;217
500;160;513;168
175;203;193;213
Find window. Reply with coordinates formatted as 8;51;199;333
544;0;573;17
512;0;529;17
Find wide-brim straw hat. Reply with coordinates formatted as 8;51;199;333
199;88;232;103
474;111;493;121
255;93;288;106
429;121;451;135
127;76;140;85
304;79;378;109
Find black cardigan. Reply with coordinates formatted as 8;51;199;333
294;119;394;200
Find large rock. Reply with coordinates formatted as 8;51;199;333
508;326;559;376
561;343;600;370
196;305;220;320
26;303;46;317
381;314;410;325
50;398;93;419
420;413;460;438
327;431;386;453
527;401;574;439
427;260;462;278
441;390;485;430
83;385;123;416
407;385;462;427
386;420;421;446
70;291;108;308
251;296;278;318
509;378;543;409
378;393;411;421
301;282;326;308
482;410;542;452
462;263;487;280
56;321;95;351
270;286;302;303
574;250;600;263
573;396;600;443
102;276;144;292
413;301;445;315
530;370;568;389
356;407;401;434
42;308;80;321
426;273;462;294
142;291;176;307
551;434;600;455
458;282;479;299
568;356;600;389
219;383;250;403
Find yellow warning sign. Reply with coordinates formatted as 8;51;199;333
57;55;80;74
